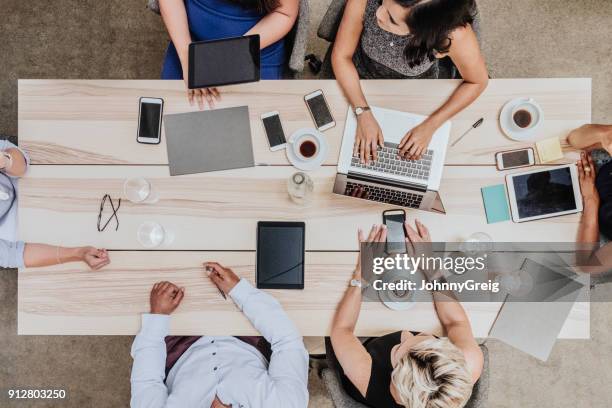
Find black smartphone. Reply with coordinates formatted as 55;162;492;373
304;89;336;132
137;97;164;145
260;111;287;151
383;209;406;254
256;221;305;289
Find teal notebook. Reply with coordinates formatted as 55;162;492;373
481;184;511;223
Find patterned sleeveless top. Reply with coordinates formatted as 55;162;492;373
353;0;439;79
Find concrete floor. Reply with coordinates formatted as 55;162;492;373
1;0;612;407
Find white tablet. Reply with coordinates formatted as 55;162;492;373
505;165;583;223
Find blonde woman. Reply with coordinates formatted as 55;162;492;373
331;222;483;408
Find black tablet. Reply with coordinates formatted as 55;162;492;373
256;221;305;289
188;35;260;89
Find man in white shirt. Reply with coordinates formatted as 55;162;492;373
130;262;309;408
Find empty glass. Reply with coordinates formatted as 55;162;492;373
137;221;165;248
287;172;314;206
124;178;156;203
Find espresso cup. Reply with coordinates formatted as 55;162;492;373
511;99;540;130
292;133;320;161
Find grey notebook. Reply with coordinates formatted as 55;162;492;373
164;106;254;176
489;259;587;361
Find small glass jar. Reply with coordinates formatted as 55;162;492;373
287;172;314;206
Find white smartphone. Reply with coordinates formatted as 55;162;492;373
495;147;535;170
505;165;583;223
137;97;164;145
260;111;287;151
304;89;335;132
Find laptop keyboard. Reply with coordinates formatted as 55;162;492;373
345;182;424;209
350;142;434;181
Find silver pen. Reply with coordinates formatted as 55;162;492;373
205;266;227;300
451;118;484;147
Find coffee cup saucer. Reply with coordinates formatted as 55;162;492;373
499;97;544;141
286;128;328;171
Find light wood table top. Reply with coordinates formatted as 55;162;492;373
17;79;591;337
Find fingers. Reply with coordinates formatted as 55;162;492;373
209;87;221;100
353;139;360;158
404;221;421;243
187;89;194;107
364;142;372;165
172;288;185;306
366;224;379;242
358;228;365;244
577;157;584;180
196;89;204;110
415;219;431;241
203;89;214;108
371;140;378;162
375;225;387;243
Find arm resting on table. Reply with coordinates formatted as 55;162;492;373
130;314;170;408
230;279;309;408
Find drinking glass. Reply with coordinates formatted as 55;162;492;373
460;232;494;256
287;172;314;206
137;221;165;248
124;178;155;203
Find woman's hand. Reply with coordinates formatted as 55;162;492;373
182;67;220;110
398;121;436;160
355;224;387;281
354;111;384;164
78;247;110;270
577;152;600;207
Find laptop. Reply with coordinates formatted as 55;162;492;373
333;106;451;213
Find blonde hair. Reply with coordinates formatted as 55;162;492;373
391;338;473;408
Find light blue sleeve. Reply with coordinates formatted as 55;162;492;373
0;239;25;268
130;314;170;408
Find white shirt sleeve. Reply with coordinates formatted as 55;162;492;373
230;279;309;408
130;314;170;408
0;239;25;268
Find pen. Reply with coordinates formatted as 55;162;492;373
451;117;484;147
205;266;227;300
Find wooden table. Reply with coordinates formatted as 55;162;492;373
17;79;591;337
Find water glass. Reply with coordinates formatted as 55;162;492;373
124;178;154;203
287;172;314;206
137;221;165;248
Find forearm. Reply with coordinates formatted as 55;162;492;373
1;148;28;177
577;199;600;243
159;0;192;67
231;279;304;350
427;80;487;129
130;314;170;407
332;54;368;108
432;290;470;329
23;244;84;268
331;274;362;333
245;10;297;49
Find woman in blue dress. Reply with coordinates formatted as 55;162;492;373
159;0;298;109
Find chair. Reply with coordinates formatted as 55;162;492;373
317;337;489;408
316;0;482;79
146;0;309;77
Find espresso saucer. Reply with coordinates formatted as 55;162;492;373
286;128;328;171
499;97;544;141
377;269;416;311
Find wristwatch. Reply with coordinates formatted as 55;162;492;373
350;279;362;288
354;106;371;117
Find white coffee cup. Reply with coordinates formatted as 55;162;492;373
510;98;541;131
290;133;320;161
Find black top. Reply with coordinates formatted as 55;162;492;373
336;331;439;408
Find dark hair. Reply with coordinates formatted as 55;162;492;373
231;0;280;14
396;0;475;68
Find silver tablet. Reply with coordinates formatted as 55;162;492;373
505;165;583;223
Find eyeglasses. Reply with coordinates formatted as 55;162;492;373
97;194;121;232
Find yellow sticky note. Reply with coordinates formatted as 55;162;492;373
536;137;564;163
